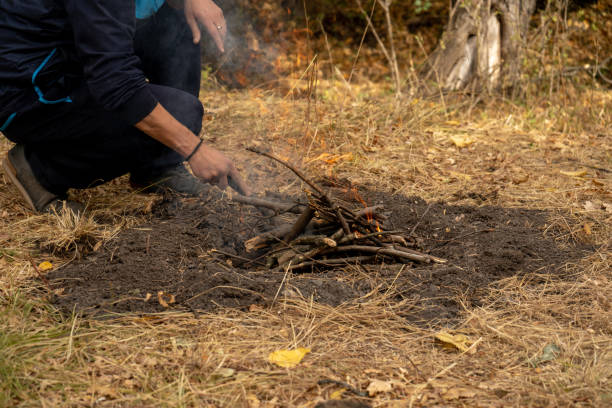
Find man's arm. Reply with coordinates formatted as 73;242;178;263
63;0;248;194
135;103;250;195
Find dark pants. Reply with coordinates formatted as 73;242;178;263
3;4;202;195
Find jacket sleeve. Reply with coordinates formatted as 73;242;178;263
63;0;158;124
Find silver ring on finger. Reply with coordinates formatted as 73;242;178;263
216;24;223;31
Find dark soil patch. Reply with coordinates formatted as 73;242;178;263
48;187;591;323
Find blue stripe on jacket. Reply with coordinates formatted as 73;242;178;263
136;0;166;19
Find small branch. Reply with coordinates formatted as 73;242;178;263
330;245;435;263
282;207;315;243
288;255;376;271
355;0;402;95
246;147;326;197
409;203;432;236
231;195;303;214
393;246;447;264
289;235;337;247
245;225;294;253
335;207;351;235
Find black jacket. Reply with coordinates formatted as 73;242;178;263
0;0;158;132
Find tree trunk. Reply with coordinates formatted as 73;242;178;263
424;0;536;92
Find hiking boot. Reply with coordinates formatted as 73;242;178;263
2;145;83;214
131;165;212;196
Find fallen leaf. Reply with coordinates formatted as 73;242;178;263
330;389;345;399
268;347;311;368
560;169;588;177
249;304;264;312
512;173;529;184
583;223;592;235
367;379;393;396
442;387;477;400
144;293;152;302
529;343;561;367
450;135;474;148
444;120;461;126
583;201;598;211
157;291;176;308
38;261;53;272
211;367;235;380
435;332;474;353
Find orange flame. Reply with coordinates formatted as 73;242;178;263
349;186;380;230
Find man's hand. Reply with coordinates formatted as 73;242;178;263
135;103;250;195
184;0;226;52
188;144;250;195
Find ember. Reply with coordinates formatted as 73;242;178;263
245;148;446;271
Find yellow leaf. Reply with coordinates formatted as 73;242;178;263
268;347;310;368
330;389;345;400
560;169;588;177
38;261;53;272
444;120;461;126
450;135;474;148
367;379;393;396
435;332;474;353
583;223;592;235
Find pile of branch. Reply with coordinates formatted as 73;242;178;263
244;148;446;271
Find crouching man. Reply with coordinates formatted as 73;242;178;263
0;0;249;214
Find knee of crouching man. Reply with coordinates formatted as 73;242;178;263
182;94;204;135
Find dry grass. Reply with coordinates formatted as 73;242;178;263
1;9;611;406
1;81;610;406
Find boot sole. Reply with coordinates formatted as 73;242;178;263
2;156;37;212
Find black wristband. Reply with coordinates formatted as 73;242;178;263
185;139;204;162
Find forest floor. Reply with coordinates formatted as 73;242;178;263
1;77;610;407
1;4;612;405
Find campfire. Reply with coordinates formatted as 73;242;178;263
241;148;446;271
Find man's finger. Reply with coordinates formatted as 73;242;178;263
203;21;225;53
228;169;251;196
185;12;201;44
217;174;229;191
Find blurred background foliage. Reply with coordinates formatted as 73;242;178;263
204;0;610;92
